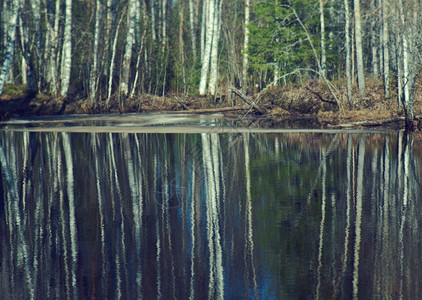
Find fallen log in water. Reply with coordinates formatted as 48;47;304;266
328;115;422;129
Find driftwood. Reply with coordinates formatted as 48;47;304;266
328;117;406;129
330;115;422;130
229;86;267;114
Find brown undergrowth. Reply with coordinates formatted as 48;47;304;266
1;78;422;129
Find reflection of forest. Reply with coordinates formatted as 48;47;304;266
0;130;421;299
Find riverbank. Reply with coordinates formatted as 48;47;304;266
1;78;422;129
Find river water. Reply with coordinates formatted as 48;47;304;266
1;114;421;299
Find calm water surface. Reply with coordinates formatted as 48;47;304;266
1;114;422;299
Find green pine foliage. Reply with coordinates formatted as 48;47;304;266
248;0;327;85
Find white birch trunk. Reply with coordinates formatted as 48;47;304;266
162;0;167;52
344;0;352;105
30;0;41;89
48;0;61;95
107;11;125;103
19;14;28;85
89;0;102;102
0;0;20;97
370;0;378;76
319;0;327;78
151;0;156;41
382;0;390;98
200;0;209;65
189;0;197;60
60;0;72;97
121;0;137;97
208;0;222;96
398;0;415;129
242;0;250;88
199;0;215;95
354;0;365;98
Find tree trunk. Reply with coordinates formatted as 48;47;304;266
319;0;327;78
370;0;379;76
354;0;365;98
151;0;156;40
121;0;136;98
208;0;222;96
189;0;197;61
0;0;20;98
200;0;208;61
60;0;72;97
45;0;61;95
29;0;41;90
382;0;390;98
89;0;102;103
242;0;250;88
199;0;216;95
344;0;352;105
107;10;125;104
398;0;415;130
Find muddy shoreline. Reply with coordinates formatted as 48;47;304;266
2;80;422;130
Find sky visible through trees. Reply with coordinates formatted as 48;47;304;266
0;0;421;125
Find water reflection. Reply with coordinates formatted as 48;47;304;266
0;129;421;299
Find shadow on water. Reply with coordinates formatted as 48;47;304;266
0;114;422;299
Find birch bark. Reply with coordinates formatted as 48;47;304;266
189;0;197;60
208;0;222;96
370;0;378;76
60;0;72;97
200;0;208;60
344;0;352;105
242;0;250;88
398;0;415;129
121;0;137;97
319;0;327;78
89;0;102;102
382;0;390;98
29;0;41;89
199;0;216;95
354;0;365;98
0;0;20;97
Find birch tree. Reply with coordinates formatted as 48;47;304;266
0;0;20;98
370;0;379;76
199;0;223;96
381;0;390;98
319;0;327;78
344;0;352;105
208;0;222;96
242;0;250;88
60;0;73;97
89;0;103;102
354;0;365;98
121;0;137;98
397;0;418;130
189;0;197;60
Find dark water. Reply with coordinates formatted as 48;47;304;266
1;115;422;299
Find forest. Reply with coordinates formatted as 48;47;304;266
0;0;421;128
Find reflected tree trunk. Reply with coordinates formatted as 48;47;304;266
353;135;365;299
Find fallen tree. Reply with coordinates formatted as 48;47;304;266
328;115;422;130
